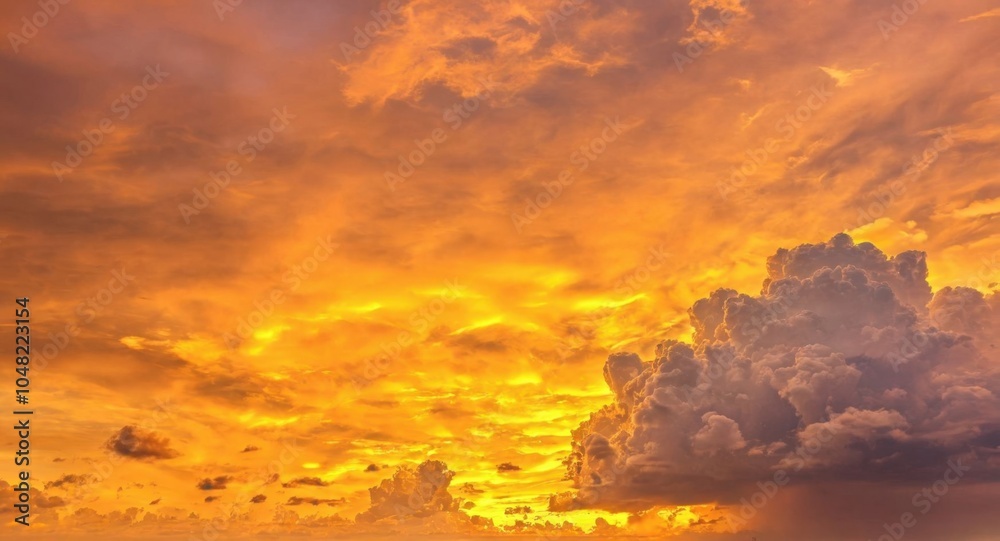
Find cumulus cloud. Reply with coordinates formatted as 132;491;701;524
355;460;460;523
105;425;180;460
561;234;1000;511
0;479;66;520
250;494;267;504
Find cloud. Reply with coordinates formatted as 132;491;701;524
250;494;267;504
458;482;484;495
561;234;1000;512
0;479;66;519
496;462;522;473
105;425;180;460
337;0;630;106
196;476;233;491
355;460;460;522
241;445;260;453
691;412;747;456
45;474;95;490
286;496;345;506
282;477;331;488
0;0;997;537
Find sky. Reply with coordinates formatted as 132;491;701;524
0;0;999;540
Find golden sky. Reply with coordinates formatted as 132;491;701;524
1;0;999;540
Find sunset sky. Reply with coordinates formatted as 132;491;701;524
1;0;1000;540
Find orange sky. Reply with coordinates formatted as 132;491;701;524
1;0;999;540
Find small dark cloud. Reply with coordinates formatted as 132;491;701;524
281;476;330;488
149;498;161;505
505;506;532;515
459;482;484;494
286;496;345;506
497;462;521;473
250;494;267;504
105;425;180;460
196;476;233;491
241;445;259;453
53;458;66;462
365;464;380;472
204;496;219;503
46;474;94;489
